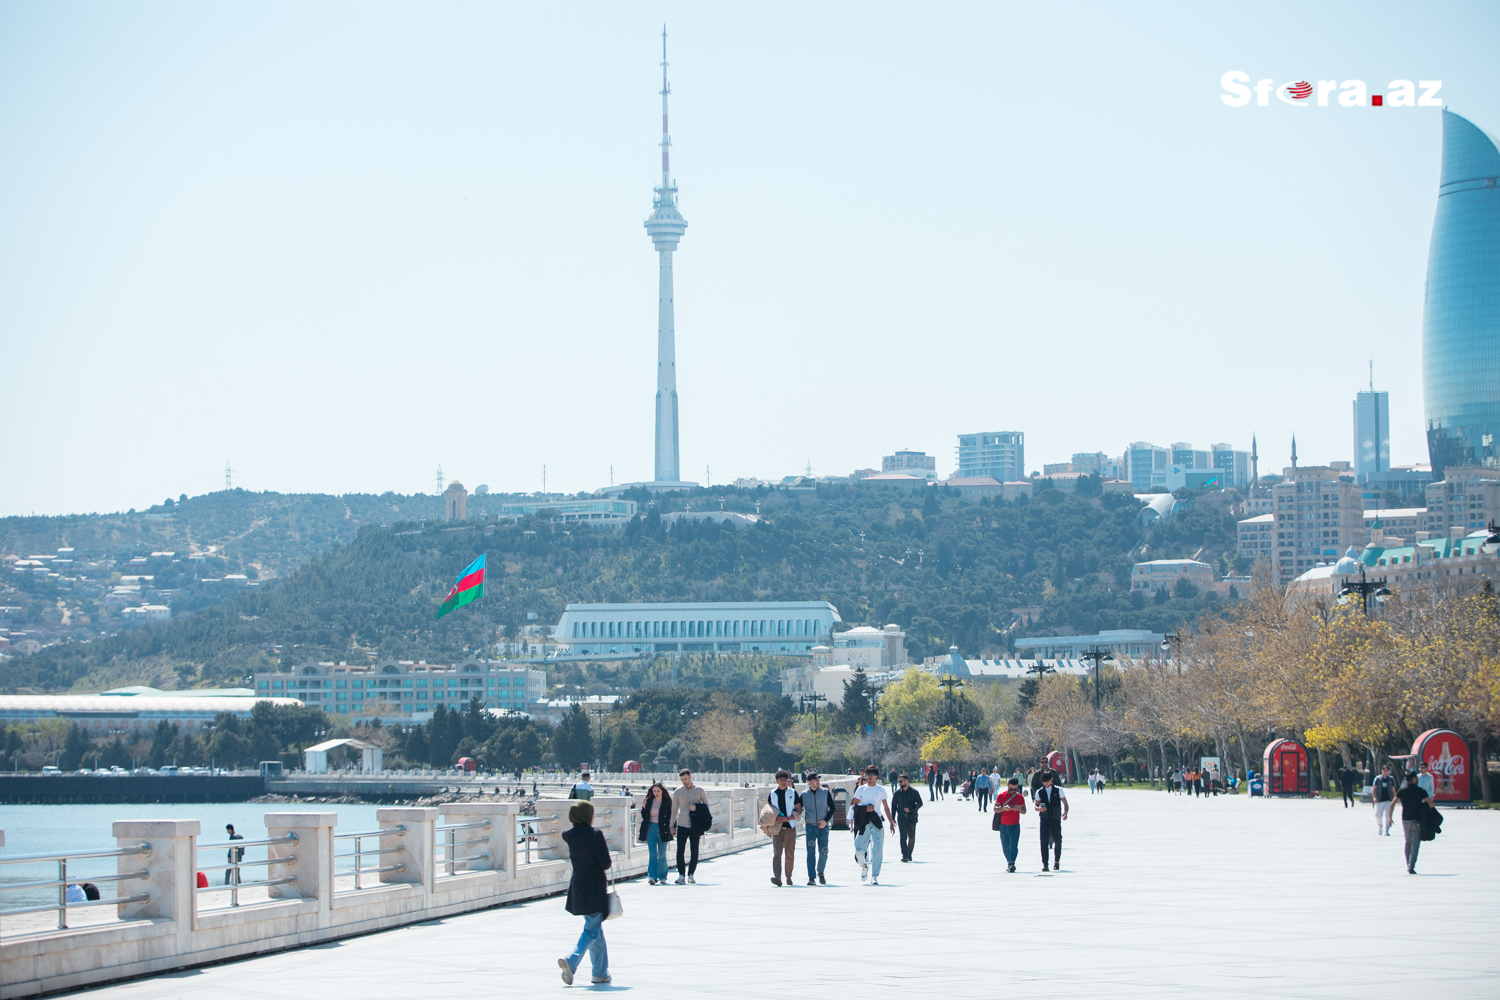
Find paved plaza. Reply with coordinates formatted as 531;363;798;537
71;789;1500;999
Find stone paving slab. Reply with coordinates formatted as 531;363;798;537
66;789;1500;999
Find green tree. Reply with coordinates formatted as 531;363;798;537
552;705;594;771
60;724;89;770
608;718;645;769
832;668;878;733
428;705;460;766
877;670;943;738
920;725;974;764
1172;577;1200;600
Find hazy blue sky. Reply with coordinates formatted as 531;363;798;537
4;2;1498;515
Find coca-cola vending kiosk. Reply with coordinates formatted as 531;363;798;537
1262;738;1312;796
1410;729;1472;803
1044;751;1075;784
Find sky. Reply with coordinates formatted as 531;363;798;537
3;2;1498;515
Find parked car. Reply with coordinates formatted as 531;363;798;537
41;765;60;773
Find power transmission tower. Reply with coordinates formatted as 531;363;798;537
224;461;232;490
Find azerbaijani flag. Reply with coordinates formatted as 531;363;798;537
436;554;485;620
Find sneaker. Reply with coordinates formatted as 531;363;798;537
558;958;574;985
1007;864;1016;873
1042;864;1049;872
771;877;781;886
686;875;696;884
648;878;657;885
818;873;825;885
591;976;611;985
807;879;816;886
1408;867;1416;874
674;876;686;885
871;876;879;885
860;864;869;882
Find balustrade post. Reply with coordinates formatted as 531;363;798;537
437;802;516;876
588;796;630;857
262;812;335;920
529;800;570;861
112;819;196;926
376;807;436;890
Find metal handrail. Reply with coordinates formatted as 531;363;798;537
436;836;491;851
334;825;404;839
333;845;406;860
434;819;492;832
197;856;295;874
0;843;153;930
3;894;150;918
337;826;407;891
196;876;297;898
0;843;150;865
5;870;147;892
197;834;298;851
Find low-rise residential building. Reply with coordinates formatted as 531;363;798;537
1271;466;1366;585
1130;559;1215;593
253;660;546;717
1237;513;1274;561
1424;467;1500;537
944;476;1004;499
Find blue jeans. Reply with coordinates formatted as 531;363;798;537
567;912;608;979
998;823;1020;865
646;824;668;881
805;824;829;879
853;823;885;878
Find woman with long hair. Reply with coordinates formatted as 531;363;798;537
638;781;674;885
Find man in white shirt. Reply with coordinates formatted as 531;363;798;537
850;765;896;885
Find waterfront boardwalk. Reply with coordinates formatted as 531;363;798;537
69;790;1500;999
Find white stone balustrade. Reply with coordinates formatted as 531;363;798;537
0;785;780;998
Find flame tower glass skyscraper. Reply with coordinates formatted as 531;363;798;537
644;29;688;485
1423;110;1500;479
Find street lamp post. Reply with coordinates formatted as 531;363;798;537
1079;645;1114;712
799;692;828;729
1338;565;1390;617
938;674;964;727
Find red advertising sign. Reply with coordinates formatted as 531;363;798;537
1412;729;1472;803
1262;738;1310;796
1044;751;1074;783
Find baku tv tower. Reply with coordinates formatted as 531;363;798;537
643;27;694;489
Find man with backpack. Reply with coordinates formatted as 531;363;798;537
568;772;595;801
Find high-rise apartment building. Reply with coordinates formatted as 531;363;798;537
1354;389;1391;478
1270;466;1366;584
882;450;937;480
956;432;1024;483
1423;111;1500;480
1124;442;1169;492
1424;466;1500;536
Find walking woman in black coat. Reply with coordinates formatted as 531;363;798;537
558;801;612;986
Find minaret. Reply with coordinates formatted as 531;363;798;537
645;26;688;484
1290;435;1298;470
1250;434;1259;494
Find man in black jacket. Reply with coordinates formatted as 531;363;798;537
1033;770;1068;872
892;774;923;862
558;801;611;986
1338;763;1358;808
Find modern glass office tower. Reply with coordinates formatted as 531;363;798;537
1423;111;1500;479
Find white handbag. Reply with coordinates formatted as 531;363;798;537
605;870;624;920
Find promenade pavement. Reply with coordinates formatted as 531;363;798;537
73;786;1500;999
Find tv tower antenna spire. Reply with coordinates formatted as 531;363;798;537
645;25;689;486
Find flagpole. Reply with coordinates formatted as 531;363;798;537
482;550;490;672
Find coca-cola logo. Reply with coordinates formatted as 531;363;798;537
1417;732;1471;801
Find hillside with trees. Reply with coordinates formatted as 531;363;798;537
2;482;1245;694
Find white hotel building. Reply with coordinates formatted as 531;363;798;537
554;601;841;656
